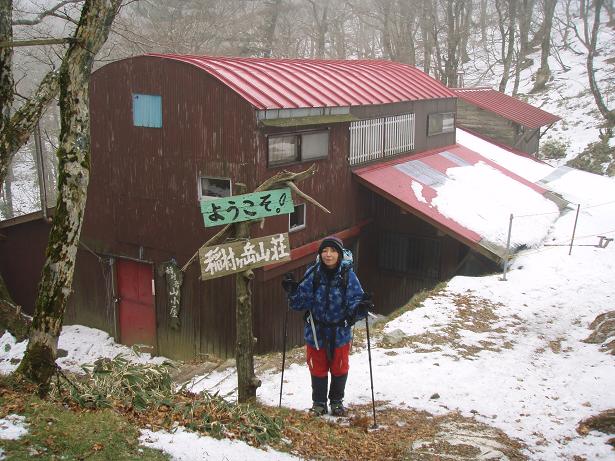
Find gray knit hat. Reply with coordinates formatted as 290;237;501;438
318;236;344;255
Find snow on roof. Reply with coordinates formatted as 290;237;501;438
354;135;560;260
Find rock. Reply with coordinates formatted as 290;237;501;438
430;393;440;400
382;329;407;346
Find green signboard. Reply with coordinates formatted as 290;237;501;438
200;187;294;227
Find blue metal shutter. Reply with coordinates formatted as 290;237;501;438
132;94;162;128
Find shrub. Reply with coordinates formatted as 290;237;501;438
539;138;569;160
567;139;615;176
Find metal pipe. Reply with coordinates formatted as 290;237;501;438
279;304;289;407
501;214;513;281
365;314;377;428
569;204;581;256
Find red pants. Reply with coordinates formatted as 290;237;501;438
306;343;350;378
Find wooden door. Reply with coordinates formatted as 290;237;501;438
116;258;156;351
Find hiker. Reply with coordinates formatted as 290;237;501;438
282;236;372;416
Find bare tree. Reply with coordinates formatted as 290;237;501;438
496;0;518;92
531;0;557;92
577;0;615;125
17;0;123;392
512;0;535;95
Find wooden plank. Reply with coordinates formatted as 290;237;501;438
200;188;294;227
199;233;291;280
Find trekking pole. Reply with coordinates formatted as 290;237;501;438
365;313;377;428
279;304;289;407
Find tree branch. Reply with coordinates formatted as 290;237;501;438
12;0;83;26
0;38;79;48
182;164;321;271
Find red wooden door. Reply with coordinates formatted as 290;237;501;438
116;259;156;350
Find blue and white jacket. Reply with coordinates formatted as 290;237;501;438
288;258;365;349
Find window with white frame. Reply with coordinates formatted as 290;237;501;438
349;113;415;165
289;203;306;232
427;112;455;136
268;130;329;166
199;176;231;199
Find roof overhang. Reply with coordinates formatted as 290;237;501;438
353;144;557;263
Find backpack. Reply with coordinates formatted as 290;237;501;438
300;248;354;327
309;248;353;297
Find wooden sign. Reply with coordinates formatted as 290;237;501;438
201;188;294;227
199;233;291;280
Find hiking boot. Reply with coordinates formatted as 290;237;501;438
330;401;347;417
309;403;328;416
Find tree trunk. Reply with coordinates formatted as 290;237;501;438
233;183;261;403
262;0;282;58
531;0;557;93
17;0;122;393
498;0;518;93
585;0;615;125
1;161;12;218
0;70;59;187
513;0;534;95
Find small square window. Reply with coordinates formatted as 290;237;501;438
427;112;455;136
269;135;299;165
133;94;162;128
199;177;231;199
289;203;306;232
301;132;329;160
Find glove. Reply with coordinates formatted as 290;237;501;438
356;293;374;318
281;272;299;294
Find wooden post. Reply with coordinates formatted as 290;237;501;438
234;184;261;402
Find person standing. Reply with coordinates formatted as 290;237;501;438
282;236;371;416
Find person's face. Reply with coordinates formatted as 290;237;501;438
320;247;340;268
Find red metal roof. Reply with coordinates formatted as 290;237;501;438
452;87;561;129
353;144;551;262
146;54;455;110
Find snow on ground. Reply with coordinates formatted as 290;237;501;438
0;414;28;440
0;325;167;376
139;428;302;461
1;168;614;459
188;168;615;460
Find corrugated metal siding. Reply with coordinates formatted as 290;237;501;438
453;87;560;129
146;54;456;110
70;56;462;359
65;249;116;335
0;217;50;315
358;194;463;314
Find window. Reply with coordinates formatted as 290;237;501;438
378;232;441;278
349;113;415;165
199;177;231;199
289;203;306;232
268;130;329;166
133;94;162;128
427;112;455;136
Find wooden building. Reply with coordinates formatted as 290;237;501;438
1;56;556;360
452;87;561;155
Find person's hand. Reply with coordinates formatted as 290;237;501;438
281;272;299;294
357;293;374;317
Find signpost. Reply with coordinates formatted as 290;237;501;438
200;188;294;227
199;184;295;402
186;167;326;403
199;233;291;280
